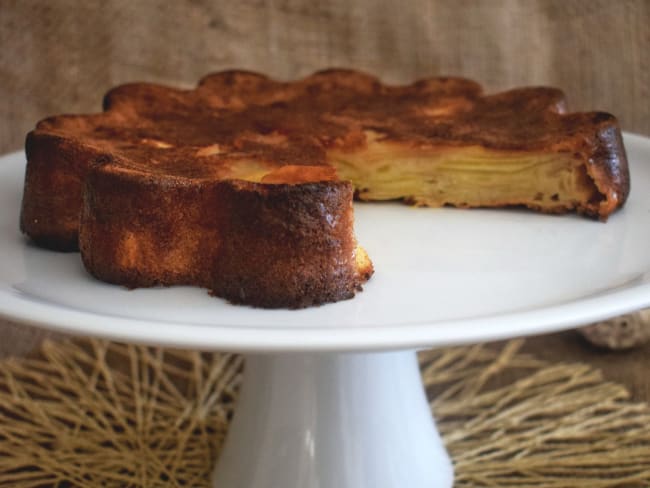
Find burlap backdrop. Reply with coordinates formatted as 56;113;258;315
1;0;649;155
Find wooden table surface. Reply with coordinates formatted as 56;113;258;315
1;0;649;400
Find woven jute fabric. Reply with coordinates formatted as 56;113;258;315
1;339;649;487
2;0;650;155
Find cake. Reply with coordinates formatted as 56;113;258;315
20;69;630;308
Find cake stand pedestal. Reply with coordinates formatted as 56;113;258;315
213;350;452;488
1;134;649;488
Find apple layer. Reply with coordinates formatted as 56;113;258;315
330;144;599;212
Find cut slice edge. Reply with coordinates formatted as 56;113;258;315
329;142;610;219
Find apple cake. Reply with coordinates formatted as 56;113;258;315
20;69;629;308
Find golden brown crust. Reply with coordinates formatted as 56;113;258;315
79;156;368;308
20;69;630;307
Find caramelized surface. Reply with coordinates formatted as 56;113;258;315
34;70;618;183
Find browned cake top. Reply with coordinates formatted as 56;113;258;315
34;69;617;183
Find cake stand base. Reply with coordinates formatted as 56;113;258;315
213;350;453;488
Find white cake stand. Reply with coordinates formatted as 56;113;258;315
1;134;650;488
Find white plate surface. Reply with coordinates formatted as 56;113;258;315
1;134;649;351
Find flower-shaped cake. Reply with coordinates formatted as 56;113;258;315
21;70;629;307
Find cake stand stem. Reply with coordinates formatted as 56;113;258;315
213;350;454;488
